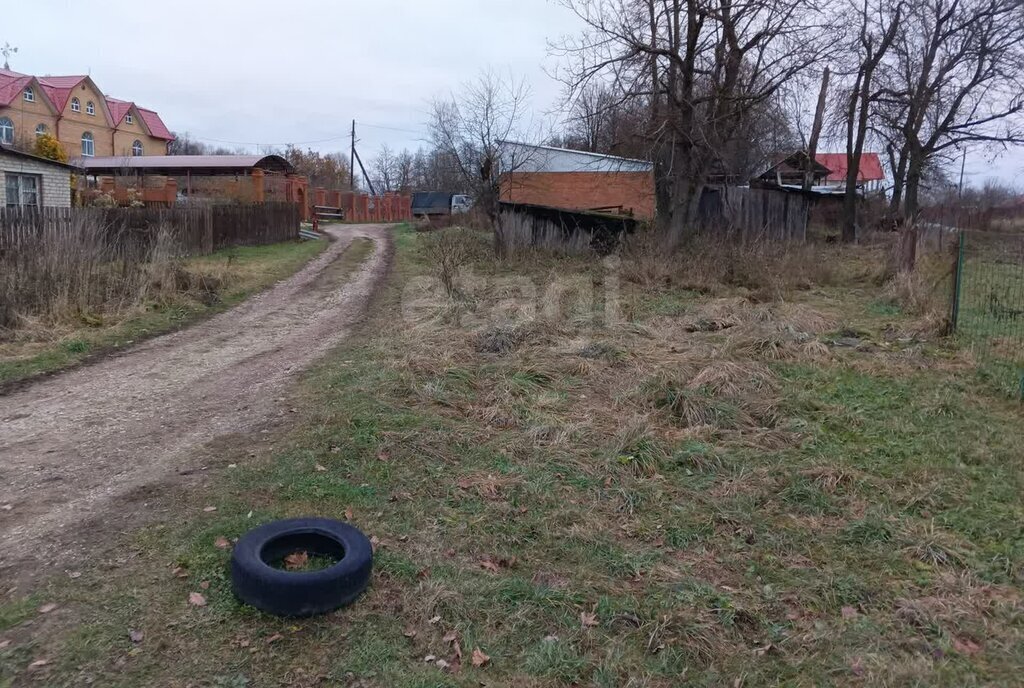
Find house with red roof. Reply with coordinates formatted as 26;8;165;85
814;153;886;192
0;67;173;160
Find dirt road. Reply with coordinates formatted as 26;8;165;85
0;224;391;574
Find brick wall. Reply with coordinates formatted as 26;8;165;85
0;151;72;207
500;171;656;220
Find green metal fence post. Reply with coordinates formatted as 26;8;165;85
950;230;965;332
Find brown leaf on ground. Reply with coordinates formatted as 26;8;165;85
37;603;58;614
0;639;10;649
370;535;381;551
188;592;207;607
214;536;231;550
479;555;516;573
850;658;865;676
442;630;459;644
952;637;982;656
171;566;188;578
580;611;599;628
129;629;144;643
403;628;417;638
284;551;309;570
840;605;858;619
428;615;441;625
266;633;283;644
199;580;210;590
28;659;49;670
202;506;217;512
344;507;354;520
479;559;501;573
472;648;490;667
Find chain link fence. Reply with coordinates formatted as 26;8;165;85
951;230;1024;398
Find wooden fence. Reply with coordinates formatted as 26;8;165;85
699;186;810;241
0;202;299;254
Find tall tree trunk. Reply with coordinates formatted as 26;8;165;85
804;67;830;192
899;152;924;272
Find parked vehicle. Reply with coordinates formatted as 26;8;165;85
411;192;473;219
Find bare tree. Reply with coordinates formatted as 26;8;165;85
553;0;833;246
839;0;903;242
428;68;533;221
880;0;1024;221
371;144;397;192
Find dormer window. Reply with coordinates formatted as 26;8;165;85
125;113;133;124
86;101;95;116
70;97;81;112
23;86;34;102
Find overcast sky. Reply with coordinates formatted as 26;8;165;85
6;0;1022;188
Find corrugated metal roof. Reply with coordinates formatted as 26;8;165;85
0;143;76;169
816;153;885;182
500;141;653;173
74;154;295;174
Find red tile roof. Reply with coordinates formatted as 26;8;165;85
815;153;885;182
0;67;173;140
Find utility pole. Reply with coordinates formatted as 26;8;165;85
958;147;967;199
350;119;356;191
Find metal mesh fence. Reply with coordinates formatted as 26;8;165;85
952;230;1024;398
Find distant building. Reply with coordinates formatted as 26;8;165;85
1;143;74;208
499;141;656;220
814;153;885;192
0;68;173;160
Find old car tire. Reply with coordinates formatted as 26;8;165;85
230;517;372;617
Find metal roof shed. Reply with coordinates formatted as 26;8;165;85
72;154;295;176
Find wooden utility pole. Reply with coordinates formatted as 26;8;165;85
804;66;830;192
350;119;356;191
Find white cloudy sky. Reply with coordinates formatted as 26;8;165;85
7;0;1022;188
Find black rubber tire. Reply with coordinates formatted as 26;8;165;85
230;517;372;617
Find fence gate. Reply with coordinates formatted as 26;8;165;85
951;230;1024;399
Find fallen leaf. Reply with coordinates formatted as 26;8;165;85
202;506;217;513
442;630;459;644
284;551;309;570
214;536;231;550
38;603;58;614
315;464;327;472
472;648;490;667
227;463;237;468
840;605;858;620
0;639;10;649
67;571;81;579
377;451;390;462
28;659;49;670
428;615;442;625
266;633;283;644
171;566;188;579
403;628;417;638
753;643;772;657
542;634;559;643
435;659;449;669
199;580;210;590
370;535;381;551
580;611;599;628
952;637;982;656
344;507;354;521
479;559;501;574
416;567;431;579
129;629;144;643
850;658;865;677
188;592;207;607
423;654;436;662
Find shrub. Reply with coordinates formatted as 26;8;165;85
33;132;68;163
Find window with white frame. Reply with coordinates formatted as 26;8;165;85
35;123;47;137
132;140;143;156
23;86;34;102
0;117;13;144
86;101;95;116
70;97;81;112
5;174;41;208
81;131;94;157
125;113;133;124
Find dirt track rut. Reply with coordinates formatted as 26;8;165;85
0;224;391;572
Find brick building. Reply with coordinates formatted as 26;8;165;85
0;68;173;160
1;143;73;208
499;141;655;220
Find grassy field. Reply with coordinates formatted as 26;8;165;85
2;226;1022;687
0;239;327;388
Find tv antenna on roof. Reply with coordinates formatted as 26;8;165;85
1;43;16;70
